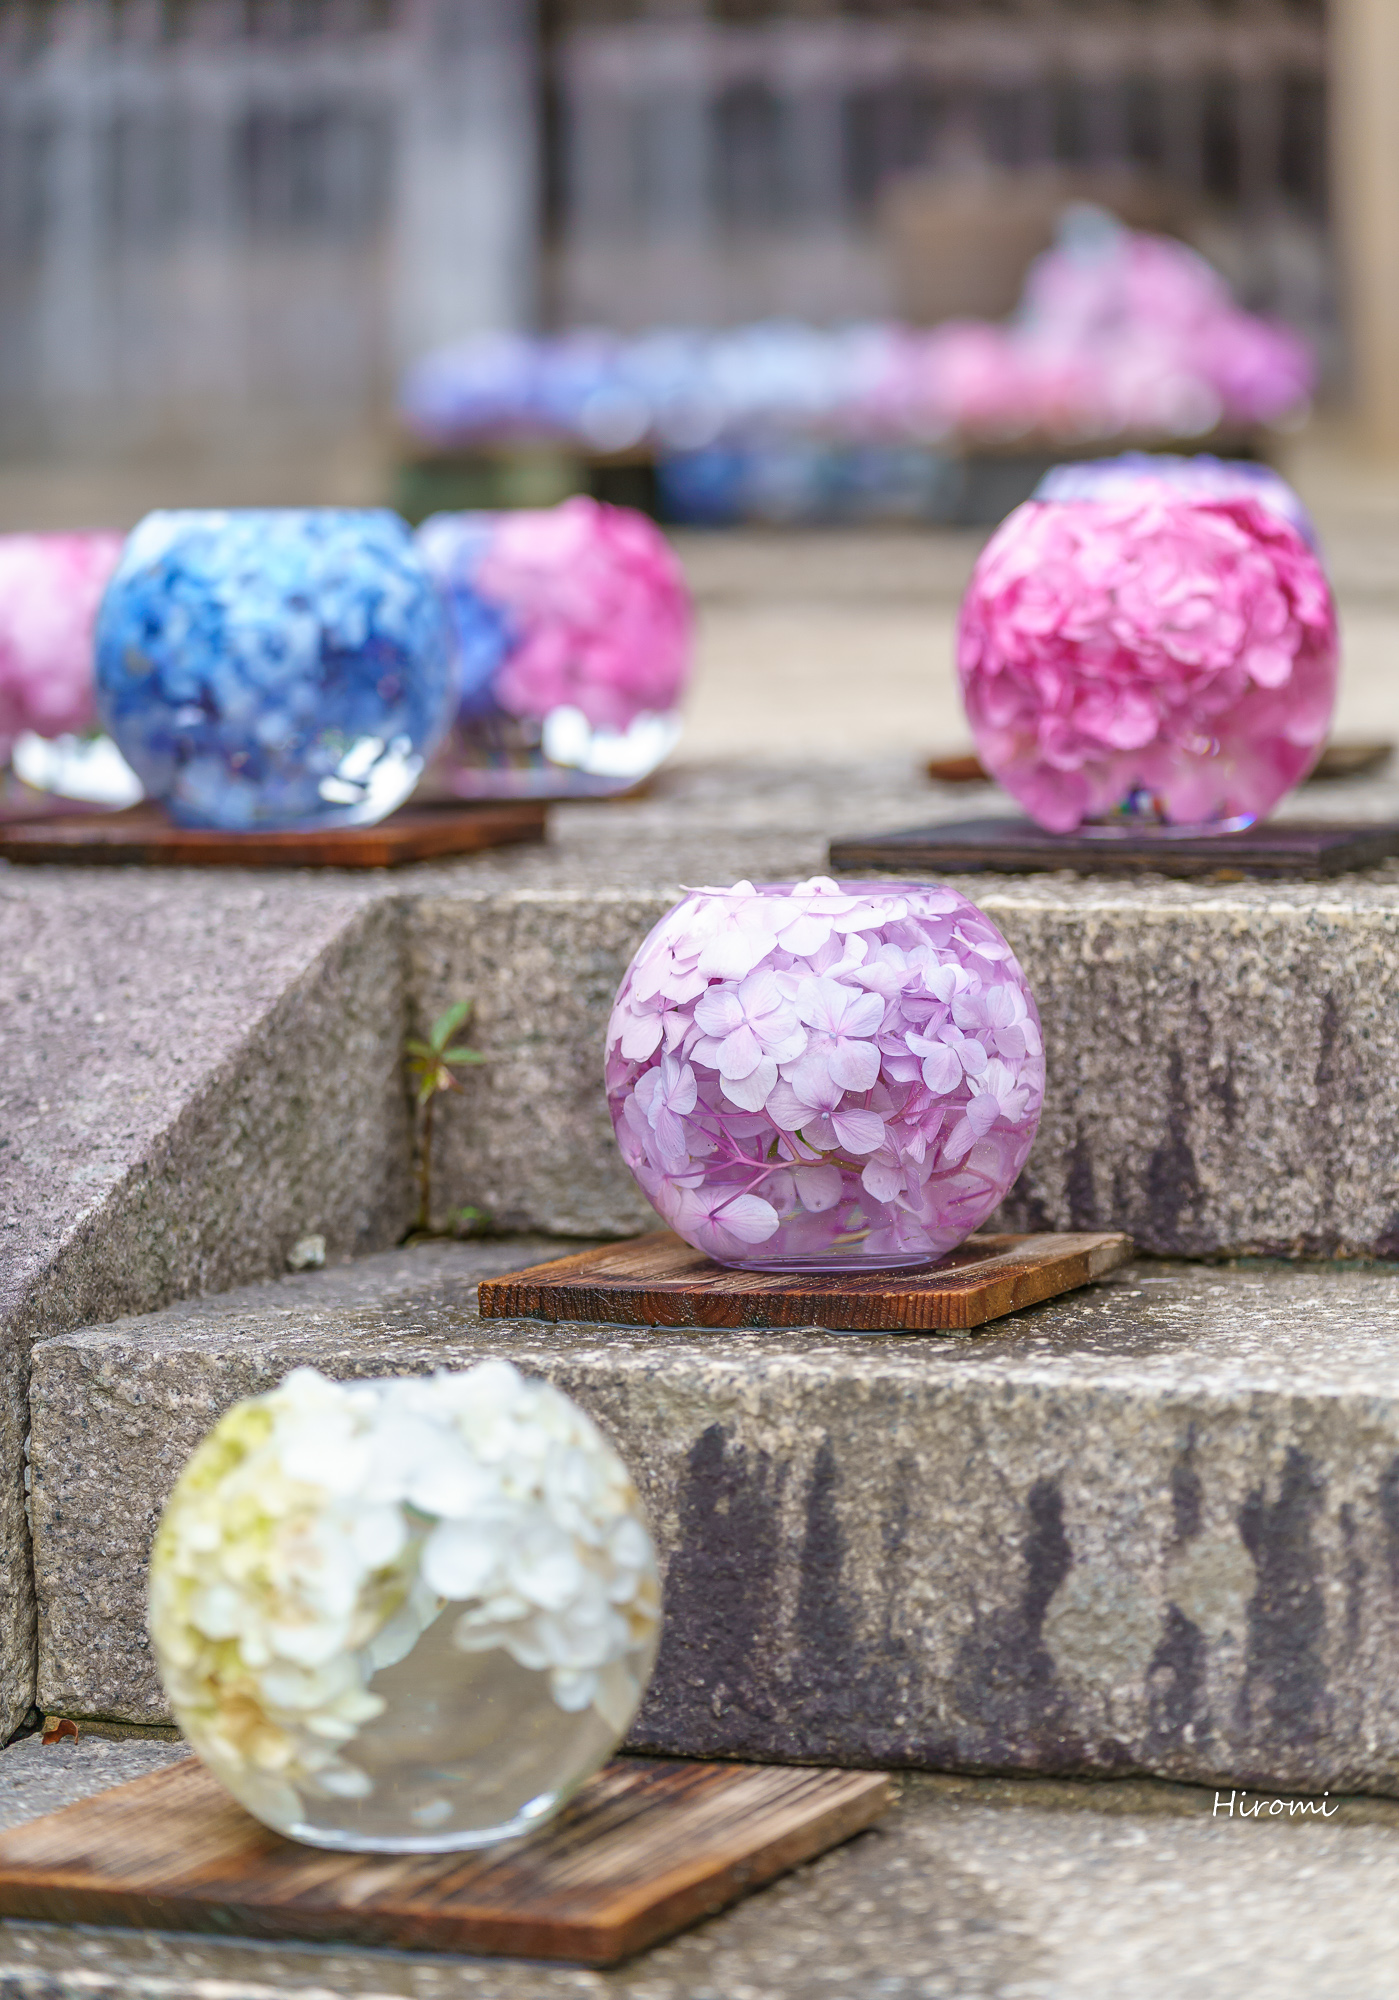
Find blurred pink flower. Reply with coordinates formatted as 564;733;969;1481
912;218;1314;440
956;492;1338;831
473;497;692;732
0;532;124;762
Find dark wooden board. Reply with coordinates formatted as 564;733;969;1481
830;816;1399;881
0;799;547;870
477;1227;1133;1332
924;740;1396;789
0;1754;890;1967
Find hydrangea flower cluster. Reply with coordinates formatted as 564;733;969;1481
401;222;1311;459
956;491;1338;833
95;510;454;831
149;1363;661;1845
417;498;693;798
0;532;124;764
1035;453;1320;554
606;879;1045;1270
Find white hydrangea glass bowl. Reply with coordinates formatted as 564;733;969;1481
148;1363;662;1854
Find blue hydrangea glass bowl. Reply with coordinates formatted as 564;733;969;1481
95;510;456;831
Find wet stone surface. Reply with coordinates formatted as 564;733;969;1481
28;1242;1399;1802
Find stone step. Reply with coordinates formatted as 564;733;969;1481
3;1734;1399;2000
9;757;1399;1742
29;1242;1399;1802
411;864;1399;1261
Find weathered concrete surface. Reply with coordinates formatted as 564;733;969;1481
0;875;417;1739
2;1740;1399;1998
29;1244;1399;1802
982;886;1399;1258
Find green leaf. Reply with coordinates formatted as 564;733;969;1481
429;1000;473;1050
442;1046;487;1064
404;1038;435;1060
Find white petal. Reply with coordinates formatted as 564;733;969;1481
421;1521;502;1601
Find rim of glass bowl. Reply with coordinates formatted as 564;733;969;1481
679;880;946;898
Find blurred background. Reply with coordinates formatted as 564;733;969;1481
0;0;1395;757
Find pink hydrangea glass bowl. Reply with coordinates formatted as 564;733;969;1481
0;532;133;801
417;497;693;799
956;490;1338;835
605;878;1045;1272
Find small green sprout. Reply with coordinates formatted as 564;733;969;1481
406;1000;486;1235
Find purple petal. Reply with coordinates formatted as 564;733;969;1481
713;1193;781;1244
794;1164;843;1213
919;1044;962;1095
965;1092;1002;1137
861;1157;903;1203
717;1023;764;1080
842;990;885;1038
720;1056;778;1111
765;1081;809;1131
828;1039;881;1093
831;1106;885;1154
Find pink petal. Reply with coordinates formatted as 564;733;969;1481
841;990;886;1038
778;914;836;956
619;1013;664;1061
693;986;744;1036
697;931;771;981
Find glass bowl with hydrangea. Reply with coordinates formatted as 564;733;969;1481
416;497;692;799
148;1362;661;1853
1032;452;1321;553
0;531;140;807
956;486;1338;835
605;877;1045;1272
95;509;455;831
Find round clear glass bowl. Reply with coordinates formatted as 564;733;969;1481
606;878;1046;1272
956;490;1338;835
416;499;692;801
0;530;124;775
95;510;455;832
149;1364;662;1853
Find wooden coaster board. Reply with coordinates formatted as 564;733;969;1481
830;816;1399;881
0;799;547;870
478;1228;1133;1332
0;1754;890;1968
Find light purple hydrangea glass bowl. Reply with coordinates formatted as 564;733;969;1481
605;878;1045;1272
